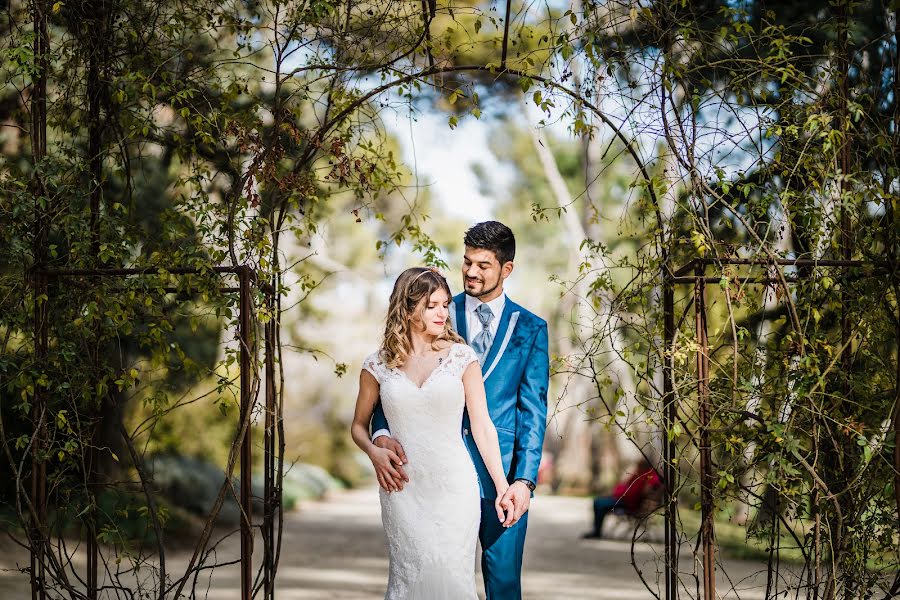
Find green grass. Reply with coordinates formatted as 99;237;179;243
676;509;808;563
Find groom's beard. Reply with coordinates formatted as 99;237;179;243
465;277;501;299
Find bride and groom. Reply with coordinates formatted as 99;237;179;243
350;221;549;599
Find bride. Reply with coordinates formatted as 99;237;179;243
350;266;510;599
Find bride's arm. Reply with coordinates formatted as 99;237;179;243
462;362;510;520
351;369;406;492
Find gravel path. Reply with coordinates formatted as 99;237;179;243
0;486;771;599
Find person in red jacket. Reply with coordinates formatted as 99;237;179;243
581;458;662;539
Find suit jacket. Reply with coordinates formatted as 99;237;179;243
371;292;549;499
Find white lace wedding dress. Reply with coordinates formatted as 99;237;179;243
363;343;481;600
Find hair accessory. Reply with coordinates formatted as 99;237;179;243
411;266;445;283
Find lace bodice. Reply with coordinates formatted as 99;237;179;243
363;343;480;463
362;343;478;388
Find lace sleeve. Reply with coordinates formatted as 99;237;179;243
362;351;384;384
450;343;480;378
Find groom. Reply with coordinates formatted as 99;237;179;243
371;220;549;600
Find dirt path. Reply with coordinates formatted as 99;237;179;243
266;486;770;600
0;487;771;599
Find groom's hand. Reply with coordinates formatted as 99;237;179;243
373;436;409;491
499;481;532;527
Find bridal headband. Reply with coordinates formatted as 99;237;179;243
411;266;445;283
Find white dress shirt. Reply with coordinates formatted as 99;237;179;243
372;292;507;441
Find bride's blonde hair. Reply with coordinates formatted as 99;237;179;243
381;267;464;368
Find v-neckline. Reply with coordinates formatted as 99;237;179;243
394;345;455;390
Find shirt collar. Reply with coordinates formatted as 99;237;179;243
465;291;506;319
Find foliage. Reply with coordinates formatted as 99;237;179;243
0;0;897;597
0;0;615;595
528;1;900;598
0;0;454;594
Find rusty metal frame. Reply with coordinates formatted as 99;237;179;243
661;256;876;600
29;265;279;600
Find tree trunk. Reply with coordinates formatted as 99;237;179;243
527;112;643;492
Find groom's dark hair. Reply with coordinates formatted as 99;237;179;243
464;221;516;266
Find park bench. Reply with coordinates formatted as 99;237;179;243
604;489;665;543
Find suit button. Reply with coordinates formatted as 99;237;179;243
463;428;469;435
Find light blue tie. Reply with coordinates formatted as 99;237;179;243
471;304;495;363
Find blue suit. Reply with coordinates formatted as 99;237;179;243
372;292;549;600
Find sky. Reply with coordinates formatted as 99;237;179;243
382;104;514;222
277;42;511;223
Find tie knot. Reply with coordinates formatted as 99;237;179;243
475;303;494;327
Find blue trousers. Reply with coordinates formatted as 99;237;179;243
591;496;618;535
480;498;529;600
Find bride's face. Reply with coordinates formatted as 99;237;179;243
411;288;450;337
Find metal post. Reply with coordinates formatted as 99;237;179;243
663;269;678;600
30;0;49;595
263;286;276;599
838;0;853;386
239;267;253;600
86;10;103;595
31;270;48;600
695;264;715;600
87;437;98;600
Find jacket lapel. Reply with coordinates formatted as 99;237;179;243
453;293;468;341
481;299;516;376
483;310;520;380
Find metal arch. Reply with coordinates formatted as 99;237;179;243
31;265;278;600
661;256;878;600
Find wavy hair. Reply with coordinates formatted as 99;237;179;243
381;267;464;368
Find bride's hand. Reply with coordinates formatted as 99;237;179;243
493;482;510;523
368;445;407;492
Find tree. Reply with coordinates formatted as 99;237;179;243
2;0;636;595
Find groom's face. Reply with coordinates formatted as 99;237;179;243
462;246;513;300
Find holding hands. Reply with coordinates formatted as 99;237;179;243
497;480;531;527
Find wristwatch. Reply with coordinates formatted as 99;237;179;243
515;478;536;492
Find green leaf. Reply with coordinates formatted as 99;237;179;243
690;230;708;257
